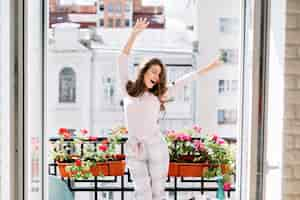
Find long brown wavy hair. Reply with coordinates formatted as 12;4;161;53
126;58;168;111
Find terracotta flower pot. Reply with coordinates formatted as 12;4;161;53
57;154;127;178
90;160;126;176
168;162;179;176
57;162;75;178
178;163;206;177
108;160;126;176
90;162;109;176
221;164;230;174
204;164;231;174
168;162;208;177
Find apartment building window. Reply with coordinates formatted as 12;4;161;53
100;19;104;26
217;109;237;125
220;49;239;64
125;3;131;12
219;17;239;34
108;18;114;27
218;80;231;94
115;18;121;27
107;3;114;13
115;3;122;13
59;67;76;103
99;4;104;11
125;19;130;27
218;79;238;94
218;80;225;93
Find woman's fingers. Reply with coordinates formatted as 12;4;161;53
133;17;149;32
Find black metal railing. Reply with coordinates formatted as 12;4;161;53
48;137;236;200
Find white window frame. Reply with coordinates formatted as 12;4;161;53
0;1;17;200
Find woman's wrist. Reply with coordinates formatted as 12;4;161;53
130;31;139;38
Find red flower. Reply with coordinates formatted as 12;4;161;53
115;154;126;160
63;131;72;139
80;128;88;135
58;128;68;135
101;139;109;145
75;159;81;167
88;136;97;141
99;144;108;152
223;182;231;191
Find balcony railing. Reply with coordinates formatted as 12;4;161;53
48;136;236;200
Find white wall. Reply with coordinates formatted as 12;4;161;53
47;50;92;136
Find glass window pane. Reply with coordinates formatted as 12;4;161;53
59;67;76;103
0;1;11;199
46;0;243;199
218;79;225;94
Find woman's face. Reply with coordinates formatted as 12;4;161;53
143;64;161;89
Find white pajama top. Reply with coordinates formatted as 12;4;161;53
117;53;199;143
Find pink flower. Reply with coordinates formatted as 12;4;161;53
176;133;192;142
212;134;219;142
80;128;88;135
193;140;205;151
223;182;231;191
99;144;108;152
217;139;225;145
192;125;202;133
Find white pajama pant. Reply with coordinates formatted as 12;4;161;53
126;135;169;200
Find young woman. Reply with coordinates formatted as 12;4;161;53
117;18;222;200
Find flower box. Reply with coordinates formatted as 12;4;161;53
57;157;126;178
206;164;230;174
90;160;126;176
57;162;75;178
168;162;230;177
168;162;206;177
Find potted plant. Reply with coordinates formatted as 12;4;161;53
78;138;126;177
62;131;126;179
203;134;235;191
166;125;209;177
52;128;81;177
165;125;235;185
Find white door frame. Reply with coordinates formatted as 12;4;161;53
17;0;282;199
0;0;19;200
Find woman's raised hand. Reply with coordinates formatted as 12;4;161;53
122;18;149;54
132;18;149;36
